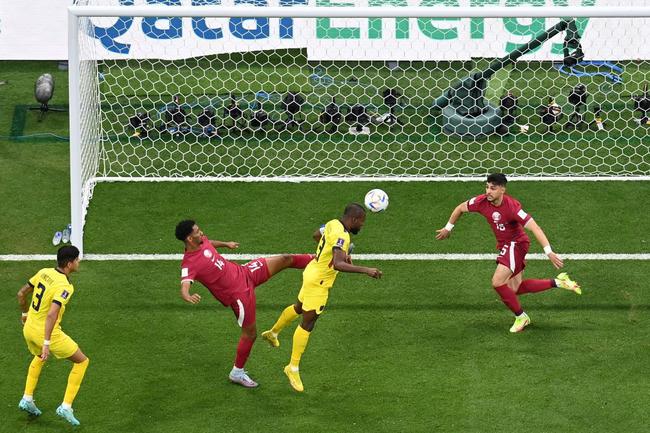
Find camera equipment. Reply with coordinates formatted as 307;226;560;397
381;88;404;126
197;108;217;136
161;95;191;135
538;97;563;133
282;92;305;130
223;94;246;129
500;91;518;127
346;104;371;134
593;105;605;131
632;83;650;125
32;73;66;121
566;84;589;130
128;112;151;138
319;96;342;133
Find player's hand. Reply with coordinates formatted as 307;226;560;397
548;252;564;269
40;345;50;361
366;268;382;279
435;228;451;240
183;293;202;304
225;241;239;250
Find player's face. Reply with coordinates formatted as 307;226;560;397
349;214;366;235
485;182;505;203
188;225;203;245
69;258;81;273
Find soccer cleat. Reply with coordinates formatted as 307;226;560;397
283;365;304;392
509;312;531;333
18;398;42;416
62;224;72;244
261;330;279;348
52;231;62;246
56;405;80;426
228;370;259;388
556;272;582;295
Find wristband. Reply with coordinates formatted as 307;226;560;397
21;312;28;317
43;340;50;346
444;222;455;231
543;245;553;255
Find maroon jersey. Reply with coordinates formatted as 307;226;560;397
180;236;249;306
467;194;532;249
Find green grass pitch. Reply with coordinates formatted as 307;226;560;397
1;58;649;432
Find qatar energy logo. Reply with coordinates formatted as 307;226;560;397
89;0;599;59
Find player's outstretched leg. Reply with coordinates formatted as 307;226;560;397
56;405;80;426
555;273;582;295
266;254;314;277
509;312;531;333
18;398;42;417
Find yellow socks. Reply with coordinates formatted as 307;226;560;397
24;356;45;397
63;358;90;406
271;305;299;335
289;326;311;369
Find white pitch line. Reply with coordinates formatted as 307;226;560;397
1;253;650;262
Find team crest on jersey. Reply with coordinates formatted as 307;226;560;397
492;212;502;222
61;290;69;300
336;238;345;247
203;249;213;258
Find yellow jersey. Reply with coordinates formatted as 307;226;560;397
25;268;75;333
304;219;351;289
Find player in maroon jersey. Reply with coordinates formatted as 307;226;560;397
435;173;582;333
175;219;314;388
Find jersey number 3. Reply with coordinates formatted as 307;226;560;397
32;282;46;312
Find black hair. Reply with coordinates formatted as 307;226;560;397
175;219;196;241
57;246;79;268
487;173;508;186
343;203;366;218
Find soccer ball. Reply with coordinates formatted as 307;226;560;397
364;189;389;213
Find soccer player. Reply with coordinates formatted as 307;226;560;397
17;246;89;426
435;173;582;333
176;219;314;388
261;203;382;392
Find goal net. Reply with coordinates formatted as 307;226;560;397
69;1;650;252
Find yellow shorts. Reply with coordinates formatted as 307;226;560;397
298;278;331;315
23;326;79;360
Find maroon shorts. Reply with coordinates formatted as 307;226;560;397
496;241;529;277
230;258;270;328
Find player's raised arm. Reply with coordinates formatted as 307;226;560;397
524;219;564;269
436;201;469;240
17;283;33;324
210;240;240;250
180;280;202;304
331;248;382;278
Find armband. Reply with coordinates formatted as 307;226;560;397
444;222;455;231
21;312;28;317
43;340;50;346
543;245;553;255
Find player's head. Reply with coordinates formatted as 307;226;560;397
485;173;507;203
175;219;202;245
57;245;80;272
342;203;366;235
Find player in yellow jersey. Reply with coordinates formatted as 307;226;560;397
16;246;89;426
262;203;382;392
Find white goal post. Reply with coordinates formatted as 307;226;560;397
68;3;650;254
